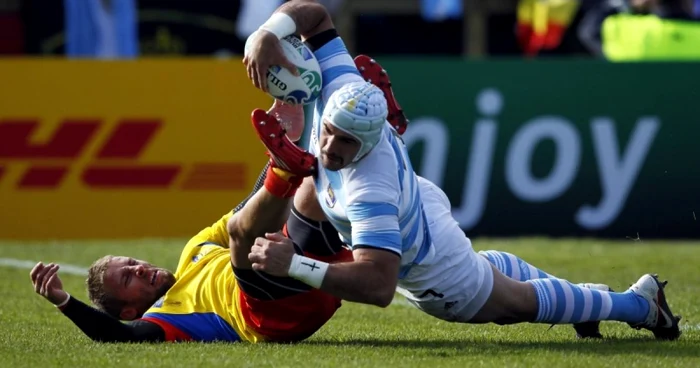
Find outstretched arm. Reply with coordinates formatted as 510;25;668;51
314;193;404;307
249;231;401;307
30;262;166;343
59;296;166;342
318;247;400;307
249;175;405;307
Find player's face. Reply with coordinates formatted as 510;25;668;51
102;256;176;319
319;121;360;171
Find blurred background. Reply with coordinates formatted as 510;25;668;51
4;0;700;59
1;0;699;241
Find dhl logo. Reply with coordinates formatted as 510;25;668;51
0;119;246;190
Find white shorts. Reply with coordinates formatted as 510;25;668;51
396;177;494;322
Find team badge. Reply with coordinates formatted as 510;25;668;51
192;249;210;263
325;183;336;208
152;297;164;308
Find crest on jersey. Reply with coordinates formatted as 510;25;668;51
152;297;164;308
325;183;336;208
192;249;210;263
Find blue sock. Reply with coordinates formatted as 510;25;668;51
479;250;555;281
527;278;650;324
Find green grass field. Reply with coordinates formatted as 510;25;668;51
1;238;699;367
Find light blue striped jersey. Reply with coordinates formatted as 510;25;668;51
308;36;432;277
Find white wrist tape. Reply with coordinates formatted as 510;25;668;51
259;12;297;39
55;293;71;308
287;254;328;289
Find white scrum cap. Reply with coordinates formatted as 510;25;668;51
322;81;388;162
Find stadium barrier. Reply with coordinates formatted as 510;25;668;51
0;59;270;239
1;59;698;239
382;59;700;238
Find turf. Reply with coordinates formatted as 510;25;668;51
1;238;698;367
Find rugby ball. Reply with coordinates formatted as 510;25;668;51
245;34;323;105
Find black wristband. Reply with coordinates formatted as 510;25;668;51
304;29;339;52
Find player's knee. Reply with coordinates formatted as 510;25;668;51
484;271;538;323
502;282;538;322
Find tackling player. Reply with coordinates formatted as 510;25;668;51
29;101;347;343
243;0;682;340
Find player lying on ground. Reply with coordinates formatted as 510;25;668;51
29;101;351;343
243;0;682;340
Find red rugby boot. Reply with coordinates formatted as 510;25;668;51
251;109;316;177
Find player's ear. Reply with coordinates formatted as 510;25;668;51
119;307;137;321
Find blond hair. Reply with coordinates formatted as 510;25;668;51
86;255;125;319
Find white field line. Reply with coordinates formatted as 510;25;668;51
0;258;88;276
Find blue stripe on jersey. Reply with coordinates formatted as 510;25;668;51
390;131;422;253
312;36;360;88
317;50;346;63
398;209;433;279
353;230;402;254
412;210;433;265
313;37;348;61
399;195;420;229
346;202;398;221
143;312;241;342
402;216;420;252
322;65;361;88
388;135;405;191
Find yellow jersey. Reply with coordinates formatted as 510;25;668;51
141;212;265;343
